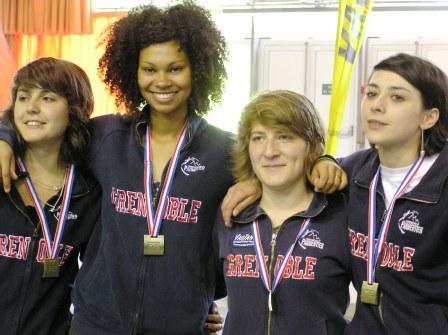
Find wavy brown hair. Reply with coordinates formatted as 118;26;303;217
3;57;93;165
98;0;227;116
233;90;325;183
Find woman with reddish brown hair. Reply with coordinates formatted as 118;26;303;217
0;57;100;335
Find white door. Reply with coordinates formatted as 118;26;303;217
257;39;358;157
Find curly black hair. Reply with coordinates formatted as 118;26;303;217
98;0;228;116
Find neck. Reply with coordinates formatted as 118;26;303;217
24;146;66;182
377;143;421;168
375;131;423;168
150;110;187;139
260;182;313;229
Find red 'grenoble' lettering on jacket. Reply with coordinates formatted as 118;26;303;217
71;111;234;335
214;192;351;335
109;187;202;223
0;171;100;335
342;146;448;335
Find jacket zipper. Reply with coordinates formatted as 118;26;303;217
132;163;166;333
267;232;277;335
377;291;390;334
16;227;39;334
9;192;40;333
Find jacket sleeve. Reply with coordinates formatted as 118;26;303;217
0;122;19;153
212;208;227;300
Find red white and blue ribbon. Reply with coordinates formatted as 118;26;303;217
144;123;187;236
17;158;75;259
251;218;312;310
366;154;425;284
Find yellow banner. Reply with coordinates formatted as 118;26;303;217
326;0;373;155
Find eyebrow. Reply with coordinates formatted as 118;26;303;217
366;83;412;93
140;60;186;66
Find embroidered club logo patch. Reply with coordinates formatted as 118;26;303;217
232;233;255;247
298;229;324;250
398;210;423;235
181;157;205;176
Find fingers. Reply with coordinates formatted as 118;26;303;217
0;154;16;193
206;313;224;324
231;193;258;218
0;141;17;193
221;185;238;227
312;169;329;193
323;164;336;193
337;170;348;191
221;179;261;227
205;310;224;333
205;322;223;332
312;161;348;194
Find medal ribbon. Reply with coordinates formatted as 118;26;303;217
144;123;187;236
17;158;75;259
251;218;312;295
366;154;424;284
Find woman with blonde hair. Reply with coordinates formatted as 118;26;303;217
215;90;351;334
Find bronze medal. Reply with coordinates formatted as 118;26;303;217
42;259;60;278
361;281;380;305
144;235;165;256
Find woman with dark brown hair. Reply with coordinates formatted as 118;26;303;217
0;57;100;335
343;53;448;335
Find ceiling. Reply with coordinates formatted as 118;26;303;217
93;0;448;11
224;0;448;10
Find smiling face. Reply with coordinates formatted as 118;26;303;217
137;40;192;119
249;122;308;193
13;85;69;149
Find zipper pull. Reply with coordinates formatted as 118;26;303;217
271;232;277;247
268;291;273;312
380;209;387;223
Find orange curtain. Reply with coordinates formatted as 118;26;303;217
0;0;92;35
3;13;125;117
0;25;16;111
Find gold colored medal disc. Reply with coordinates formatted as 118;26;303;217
144;235;165;256
361;281;380;305
42;259;60;278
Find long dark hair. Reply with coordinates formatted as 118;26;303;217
3;57;93;165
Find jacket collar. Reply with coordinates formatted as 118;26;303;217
353;144;448;203
70;170;93;198
231;191;328;225
14;167;92;199
134;106;205;149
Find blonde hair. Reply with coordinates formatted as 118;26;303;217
233;90;325;182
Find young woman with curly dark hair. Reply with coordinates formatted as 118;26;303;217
0;2;239;334
66;2;231;334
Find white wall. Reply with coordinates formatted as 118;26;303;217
207;9;448;155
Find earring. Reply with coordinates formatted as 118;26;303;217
137;101;147;112
420;128;425;157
